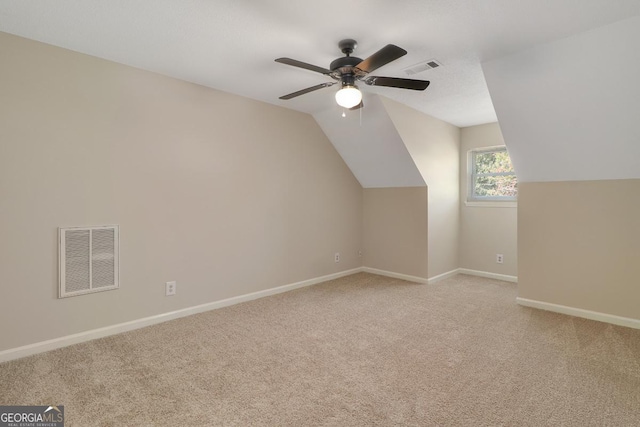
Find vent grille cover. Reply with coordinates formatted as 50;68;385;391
59;225;119;298
403;59;442;76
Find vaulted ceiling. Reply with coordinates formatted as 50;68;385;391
1;1;639;128
483;15;640;182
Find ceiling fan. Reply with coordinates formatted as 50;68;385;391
275;39;430;110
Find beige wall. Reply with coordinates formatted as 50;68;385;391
380;98;460;278
459;123;517;277
518;179;640;320
0;32;363;352
363;188;428;279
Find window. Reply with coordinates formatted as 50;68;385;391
469;147;517;202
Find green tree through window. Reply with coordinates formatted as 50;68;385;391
471;148;517;200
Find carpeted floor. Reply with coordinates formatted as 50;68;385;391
1;272;639;426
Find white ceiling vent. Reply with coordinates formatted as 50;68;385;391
59;225;119;298
403;59;442;76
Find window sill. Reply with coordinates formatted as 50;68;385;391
465;200;517;208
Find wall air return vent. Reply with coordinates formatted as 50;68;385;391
403;59;442;76
59;225;119;298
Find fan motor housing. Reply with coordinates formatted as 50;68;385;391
330;56;362;72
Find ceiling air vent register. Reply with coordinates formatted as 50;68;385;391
403;59;442;76
59;225;119;298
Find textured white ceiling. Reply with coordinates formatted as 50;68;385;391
483;16;640;182
314;95;425;188
0;1;639;127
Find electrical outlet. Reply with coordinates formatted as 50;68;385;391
358;250;362;257
334;252;340;263
496;254;504;264
166;281;176;296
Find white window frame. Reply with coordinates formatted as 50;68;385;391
467;146;517;207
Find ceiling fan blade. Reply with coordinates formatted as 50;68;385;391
279;82;336;100
355;44;407;74
275;58;332;75
364;76;430;91
349;101;364;110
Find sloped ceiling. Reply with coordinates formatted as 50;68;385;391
1;1;639;128
314;95;424;188
483;16;640;182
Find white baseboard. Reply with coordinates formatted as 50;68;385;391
361;267;515;285
0;268;363;363
458;268;518;283
361;267;428;284
516;297;640;330
427;269;460;284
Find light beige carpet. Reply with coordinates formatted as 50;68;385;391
1;273;639;426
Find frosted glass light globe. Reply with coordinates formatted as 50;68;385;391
335;86;362;109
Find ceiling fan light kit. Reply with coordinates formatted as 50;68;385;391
335;85;362;108
275;39;430;109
